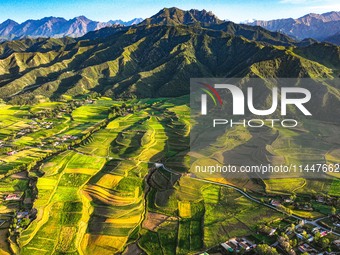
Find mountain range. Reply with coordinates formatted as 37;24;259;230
246;11;340;44
1;10;340;45
0;16;143;41
0;7;339;121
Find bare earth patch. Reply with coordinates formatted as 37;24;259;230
142;212;177;231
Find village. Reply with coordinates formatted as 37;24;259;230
198;194;340;255
0;171;37;239
198;218;340;255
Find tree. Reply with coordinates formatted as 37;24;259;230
331;206;336;215
290;238;297;247
314;231;321;243
290;193;296;200
320;238;330;249
302;230;308;239
255;244;279;255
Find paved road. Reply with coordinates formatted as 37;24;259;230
156;163;340;237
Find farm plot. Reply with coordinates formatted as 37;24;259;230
20;151;105;254
81;108;170;254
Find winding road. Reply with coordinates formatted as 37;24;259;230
156;163;340;237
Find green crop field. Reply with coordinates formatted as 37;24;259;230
0;96;339;255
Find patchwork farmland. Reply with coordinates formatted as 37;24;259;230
0;96;339;255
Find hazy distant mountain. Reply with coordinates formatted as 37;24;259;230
0;16;143;41
246;11;340;44
324;32;340;45
108;18;143;26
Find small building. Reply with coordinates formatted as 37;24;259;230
271;200;281;207
269;228;277;236
239;242;251;251
333;239;340;248
7;151;17;156
229;238;238;247
4;193;22;201
221;243;234;253
298;243;317;253
17;211;29;219
319;230;328;237
312;227;320;234
316;196;325;203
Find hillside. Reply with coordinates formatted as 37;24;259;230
0;8;339;121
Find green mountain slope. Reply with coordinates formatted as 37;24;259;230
0;8;339;121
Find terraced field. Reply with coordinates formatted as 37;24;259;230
143;172;283;254
0;97;193;254
0;96;339;255
20;151;106;255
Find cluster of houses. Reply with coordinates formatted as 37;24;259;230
12;209;36;232
288;223;332;254
40;121;53;129
220;237;256;253
52;135;78;147
56;135;78;142
315;196;338;206
0;140;17;155
27;120;54;130
270;198;314;211
16;128;33;138
270;194;339;213
0;119;57;156
298;243;318;253
1;191;35;231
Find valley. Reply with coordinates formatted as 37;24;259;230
0;96;339;255
0;6;339;255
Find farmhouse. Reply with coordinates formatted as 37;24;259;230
7;151;17;156
333;239;340;248
298;243;317;253
270;199;281;207
296;233;313;242
221;242;233;253
269;228;277;236
17;211;29;219
316;196;325;203
222;237;255;253
4;193;22;201
284;198;293;203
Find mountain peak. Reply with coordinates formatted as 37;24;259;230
141;7;222;26
108;18;143;26
73;16;92;22
1;19;18;25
